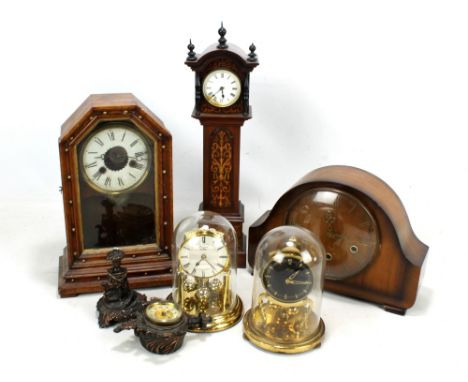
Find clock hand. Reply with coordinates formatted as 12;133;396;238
211;86;224;98
286;270;300;281
285;279;313;285
191;255;205;274
202;258;218;272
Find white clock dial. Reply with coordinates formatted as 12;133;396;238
81;124;151;194
178;234;229;278
202;69;241;108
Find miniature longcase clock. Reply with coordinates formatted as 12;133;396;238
58;93;173;297
185;23;259;267
248;165;429;315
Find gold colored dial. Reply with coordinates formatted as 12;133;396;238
145;301;182;325
202;69;241;107
287;188;379;280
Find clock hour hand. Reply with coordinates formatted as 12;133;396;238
286;270;300;281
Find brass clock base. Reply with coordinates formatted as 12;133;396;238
167;293;243;333
189;295;243;333
243;309;325;354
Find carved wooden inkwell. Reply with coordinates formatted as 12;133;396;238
114;299;210;354
96;248;147;328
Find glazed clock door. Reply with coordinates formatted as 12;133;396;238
287;188;380;280
78;120;158;250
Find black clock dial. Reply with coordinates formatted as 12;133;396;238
262;257;313;303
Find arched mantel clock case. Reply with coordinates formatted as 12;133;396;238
58;93;173;297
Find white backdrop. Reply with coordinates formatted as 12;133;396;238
0;0;466;381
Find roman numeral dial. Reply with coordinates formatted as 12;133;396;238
202;69;241;108
80;123;151;194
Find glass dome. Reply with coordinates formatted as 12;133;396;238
172;211;242;332
243;225;326;353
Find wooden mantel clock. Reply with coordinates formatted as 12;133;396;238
248;165;429;315
58;93;173;297
185;23;259;267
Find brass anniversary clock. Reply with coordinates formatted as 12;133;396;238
248;165;429;315
243;226;326;353
172;211;243;332
185;23;259;267
58;94;173;297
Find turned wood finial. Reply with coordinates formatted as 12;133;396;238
248;43;257;62
186;38;197;61
217;22;228;49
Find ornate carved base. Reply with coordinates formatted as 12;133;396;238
97;290;147;328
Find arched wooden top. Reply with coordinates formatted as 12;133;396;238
286;165;428;267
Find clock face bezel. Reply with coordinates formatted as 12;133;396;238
286;187;380;280
79;121;152;195
202;69;242;108
177;228;230;278
145;301;182;325
262;255;314;303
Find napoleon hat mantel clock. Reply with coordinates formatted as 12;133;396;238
185;23;259;267
58;94;173;297
248;165;429;315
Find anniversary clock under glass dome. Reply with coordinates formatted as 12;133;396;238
243;226;326;353
172;211;243;332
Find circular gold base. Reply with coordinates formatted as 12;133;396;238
190;295;243;333
243;309;325;354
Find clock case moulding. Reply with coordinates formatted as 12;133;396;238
248;165;429;315
185;25;259;268
58;93;173;297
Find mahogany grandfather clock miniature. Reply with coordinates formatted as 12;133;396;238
185;24;259;267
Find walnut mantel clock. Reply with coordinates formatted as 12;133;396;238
185;23;259;267
58;93;173;297
248;165;429;315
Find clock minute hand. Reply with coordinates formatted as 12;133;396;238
285;279;313;285
211;86;224;98
202;258;218;272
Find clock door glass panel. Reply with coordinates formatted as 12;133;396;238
78;121;157;249
287;188;379;280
